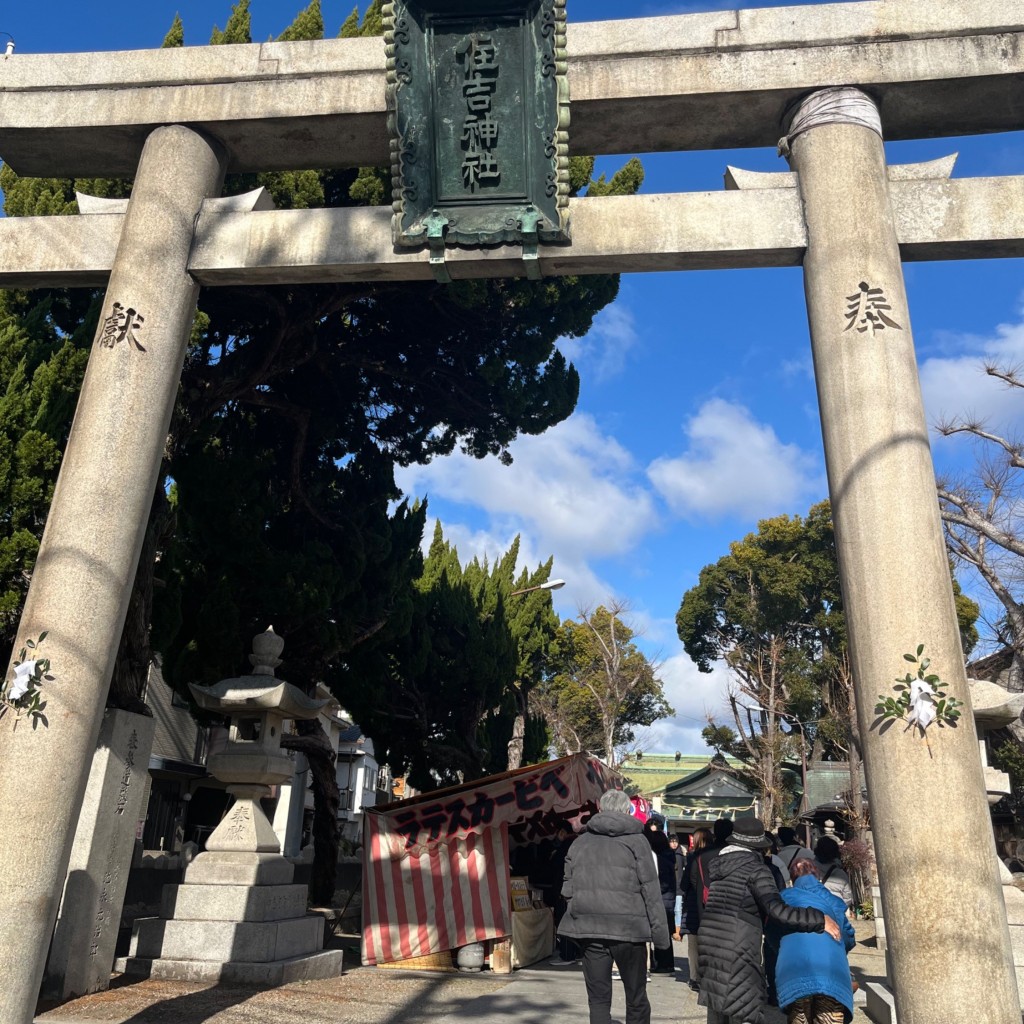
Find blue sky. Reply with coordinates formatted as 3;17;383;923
4;1;1023;755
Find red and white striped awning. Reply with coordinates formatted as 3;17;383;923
362;753;619;965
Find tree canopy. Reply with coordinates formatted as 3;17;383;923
0;0;643;705
536;602;673;766
338;525;559;790
678;500;978;825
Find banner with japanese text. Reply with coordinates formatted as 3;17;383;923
362;753;620;965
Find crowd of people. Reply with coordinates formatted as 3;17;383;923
553;790;858;1024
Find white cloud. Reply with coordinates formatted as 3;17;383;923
920;316;1024;437
558;303;640;382
647;398;823;520
395;413;659;611
641;645;733;755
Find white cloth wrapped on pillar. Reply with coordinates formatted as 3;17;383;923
778;86;882;156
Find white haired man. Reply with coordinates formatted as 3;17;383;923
557;788;671;1024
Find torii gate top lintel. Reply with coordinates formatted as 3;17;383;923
0;0;1021;178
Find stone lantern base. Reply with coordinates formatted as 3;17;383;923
115;848;343;985
116;629;343;984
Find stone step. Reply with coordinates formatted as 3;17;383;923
115;948;344;986
131;913;324;964
161;882;308;922
864;981;897;1024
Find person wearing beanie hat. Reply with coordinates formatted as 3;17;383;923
558;788;671;1024
698;817;842;1024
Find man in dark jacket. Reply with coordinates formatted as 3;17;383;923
698;818;841;1024
558;789;671;1024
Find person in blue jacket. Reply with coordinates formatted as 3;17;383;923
775;859;856;1024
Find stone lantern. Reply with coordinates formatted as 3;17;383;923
967;677;1024;805
189;626;327;856
118;628;344;985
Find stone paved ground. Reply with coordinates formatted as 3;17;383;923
35;925;886;1024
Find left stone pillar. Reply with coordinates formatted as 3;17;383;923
0;125;226;1024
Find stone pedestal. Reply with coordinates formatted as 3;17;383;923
870;885;886;953
116;846;343;985
1004;875;1024;1001
867;875;1024;1024
43;708;156;1001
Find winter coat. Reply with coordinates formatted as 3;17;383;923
815;859;854;909
656;848;677;910
673;847;687;889
765;854;786;893
684;843;716;933
775;875;856;1021
699;847;826;1024
778;843;814;874
557;811;671;948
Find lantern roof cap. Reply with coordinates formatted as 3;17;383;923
188;626;329;721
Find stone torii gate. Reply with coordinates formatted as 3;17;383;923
0;2;1022;1021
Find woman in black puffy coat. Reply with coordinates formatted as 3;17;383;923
698;818;841;1024
646;830;677;972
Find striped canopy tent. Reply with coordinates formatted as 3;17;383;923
362;753;620;966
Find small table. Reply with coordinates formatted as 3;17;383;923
511;906;554;968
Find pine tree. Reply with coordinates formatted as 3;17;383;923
338;7;361;38
339;524;560;789
210;0;251;45
162;14;184;48
277;0;323;42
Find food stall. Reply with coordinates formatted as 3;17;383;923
362;753;621;969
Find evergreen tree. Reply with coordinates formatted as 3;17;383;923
678;501;980;828
340;525;559;789
278;1;323;42
502;549;561;770
210;0;251;45
162;14;184;48
339;7;361;38
0;297;91;640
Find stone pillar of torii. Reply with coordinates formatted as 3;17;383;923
1;4;1023;1022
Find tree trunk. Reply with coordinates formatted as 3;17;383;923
108;485;172;714
848;743;865;840
506;685;526;771
285;720;340;907
1007;646;1024;694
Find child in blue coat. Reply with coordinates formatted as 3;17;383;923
775;859;856;1023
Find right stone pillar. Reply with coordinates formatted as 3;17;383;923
784;87;1019;1023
